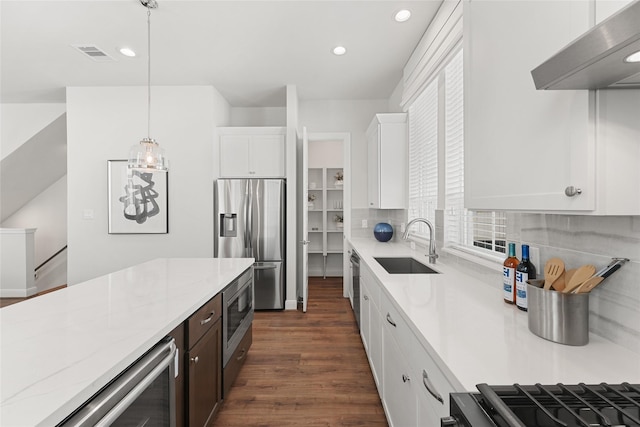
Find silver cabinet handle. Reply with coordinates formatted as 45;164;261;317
200;311;215;325
402;374;410;383
422;369;443;404
236;347;247;361
564;186;582;197
190;356;199;364
386;313;396;327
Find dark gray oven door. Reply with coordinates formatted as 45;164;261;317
222;268;254;367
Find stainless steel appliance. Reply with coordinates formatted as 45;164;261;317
442;382;640;426
222;267;254;367
350;249;361;330
215;179;285;310
59;337;177;427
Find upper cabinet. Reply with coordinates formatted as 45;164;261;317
464;0;640;215
367;113;407;209
217;127;286;178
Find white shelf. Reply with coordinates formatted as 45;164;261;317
306;166;344;278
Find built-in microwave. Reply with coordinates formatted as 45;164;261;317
222;267;254;367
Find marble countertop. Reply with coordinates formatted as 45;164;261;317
0;257;254;427
349;238;640;391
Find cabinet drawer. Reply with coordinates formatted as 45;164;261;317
380;292;415;359
409;335;456;418
187;293;222;348
223;324;252;398
361;264;381;309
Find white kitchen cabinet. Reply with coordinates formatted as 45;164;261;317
464;1;593;212
360;263;382;392
464;1;640;215
217;127;285;178
367;113;407;209
382;330;417;427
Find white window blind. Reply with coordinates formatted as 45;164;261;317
407;78;438;237
444;50;507;255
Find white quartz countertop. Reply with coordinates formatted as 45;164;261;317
349;238;640;392
0;257;254;427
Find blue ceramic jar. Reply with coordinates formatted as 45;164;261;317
373;222;393;242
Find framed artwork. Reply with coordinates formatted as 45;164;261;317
108;160;168;234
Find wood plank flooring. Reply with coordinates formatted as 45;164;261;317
212;277;388;427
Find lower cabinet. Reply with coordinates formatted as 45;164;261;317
187;318;222;427
361;261;458;426
382;331;417;427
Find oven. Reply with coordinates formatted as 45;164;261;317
222;267;254;367
59;337;177;427
442;382;640;427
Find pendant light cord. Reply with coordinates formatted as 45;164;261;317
147;6;152;140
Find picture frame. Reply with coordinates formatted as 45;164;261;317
107;160;168;234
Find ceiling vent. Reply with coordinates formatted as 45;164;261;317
71;45;116;62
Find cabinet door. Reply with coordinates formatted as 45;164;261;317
382;330;417;427
464;1;594;212
219;135;250;177
249;135;285;177
360;279;371;355
369;300;383;392
187;318;222;427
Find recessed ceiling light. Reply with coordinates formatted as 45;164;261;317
119;47;136;57
394;9;411;22
333;46;347;56
624;50;640;63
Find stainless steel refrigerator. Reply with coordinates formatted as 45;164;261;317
215;179;286;310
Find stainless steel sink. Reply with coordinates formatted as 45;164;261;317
374;257;439;274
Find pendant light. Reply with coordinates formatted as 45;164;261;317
128;0;168;171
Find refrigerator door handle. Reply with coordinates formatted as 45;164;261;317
243;189;251;257
254;263;278;270
246;183;254;257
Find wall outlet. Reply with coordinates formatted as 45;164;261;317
361;219;368;228
410;241;416;250
400;223;406;233
529;246;540;270
82;209;94;220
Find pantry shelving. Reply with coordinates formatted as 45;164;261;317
307;167;344;277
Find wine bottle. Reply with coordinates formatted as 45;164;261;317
516;244;536;311
503;243;519;304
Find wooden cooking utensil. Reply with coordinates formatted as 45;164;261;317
562;264;597;293
552;270;567;291
543;258;564;290
575;276;604;293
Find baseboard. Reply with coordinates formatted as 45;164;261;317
0;286;38;298
284;299;298;310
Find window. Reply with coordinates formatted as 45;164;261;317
407;48;506;257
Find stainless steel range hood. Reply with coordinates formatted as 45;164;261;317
531;0;640;90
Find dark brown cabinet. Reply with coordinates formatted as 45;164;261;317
186;294;223;427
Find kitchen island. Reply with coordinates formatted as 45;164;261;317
0;257;254;427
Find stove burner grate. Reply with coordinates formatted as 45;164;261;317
476;382;640;427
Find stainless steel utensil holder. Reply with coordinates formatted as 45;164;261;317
527;280;589;346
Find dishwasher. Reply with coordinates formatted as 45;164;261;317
350;249;361;330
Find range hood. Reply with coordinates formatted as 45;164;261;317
531;0;640;90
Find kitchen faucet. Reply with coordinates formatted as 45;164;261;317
402;218;438;264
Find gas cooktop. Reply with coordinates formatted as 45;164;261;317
444;382;640;427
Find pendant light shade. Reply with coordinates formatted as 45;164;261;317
129;137;168;170
128;0;168;171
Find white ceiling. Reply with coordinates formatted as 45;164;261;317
1;0;443;107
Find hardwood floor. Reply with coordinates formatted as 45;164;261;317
212;277;388;427
0;285;67;308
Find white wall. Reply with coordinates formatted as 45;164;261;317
230;107;286;126
299;99;389;210
66;86;230;284
2;175;67;268
1;103;66;159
